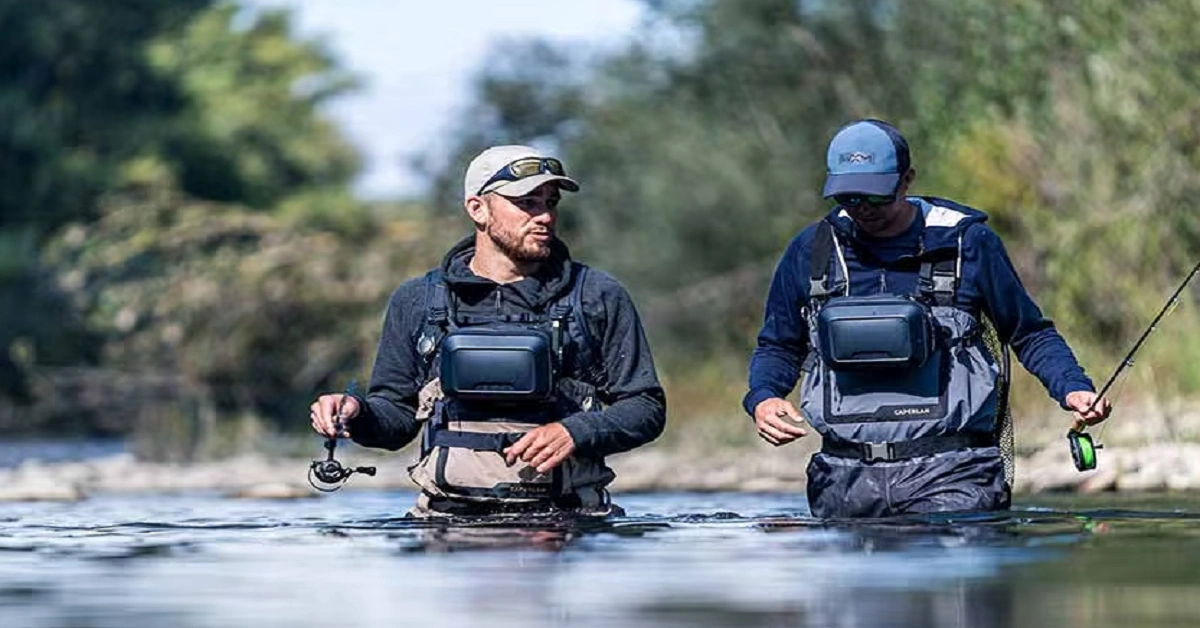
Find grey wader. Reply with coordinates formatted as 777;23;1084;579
801;208;1012;518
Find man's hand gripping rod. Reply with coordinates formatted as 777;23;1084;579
308;380;377;491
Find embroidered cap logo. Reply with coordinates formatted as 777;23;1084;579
840;151;874;165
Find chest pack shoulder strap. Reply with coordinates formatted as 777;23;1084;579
550;263;597;376
809;220;846;302
811;217;963;306
917;234;962;306
416;270;450;366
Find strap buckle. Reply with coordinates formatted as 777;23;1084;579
932;274;957;294
862;441;896;462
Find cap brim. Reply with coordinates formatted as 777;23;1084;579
490;174;580;198
822;172;900;198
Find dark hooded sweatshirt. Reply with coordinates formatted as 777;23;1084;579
350;236;667;458
744;197;1095;417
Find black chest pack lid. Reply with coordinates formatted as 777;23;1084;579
816;295;934;369
808;219;958;370
438;327;554;402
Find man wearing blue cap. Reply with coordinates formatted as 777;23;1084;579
744;119;1112;518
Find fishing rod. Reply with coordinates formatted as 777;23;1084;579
1069;259;1200;471
308;380;377;492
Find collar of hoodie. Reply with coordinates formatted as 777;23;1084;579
438;235;575;312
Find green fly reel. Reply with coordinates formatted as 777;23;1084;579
1067;430;1101;471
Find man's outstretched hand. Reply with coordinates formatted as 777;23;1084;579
753;397;808;446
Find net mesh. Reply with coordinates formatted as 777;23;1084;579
981;315;1014;488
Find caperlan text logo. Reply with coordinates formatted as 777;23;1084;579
839;151;874;165
893;407;933;416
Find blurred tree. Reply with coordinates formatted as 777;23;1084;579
34;2;374;434
4;2;372;443
146;3;361;209
426;0;1200;414
0;0;209;402
44;189;456;453
0;0;207;238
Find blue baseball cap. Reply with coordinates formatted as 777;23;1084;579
822;119;911;198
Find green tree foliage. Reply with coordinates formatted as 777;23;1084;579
0;0;206;240
30;3;394;440
0;0;209;401
14;0;1200;450
144;4;361;209
43;188;457;454
429;0;1200;417
2;2;387;447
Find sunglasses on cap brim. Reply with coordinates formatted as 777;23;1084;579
477;157;567;195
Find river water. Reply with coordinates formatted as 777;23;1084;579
2;486;1200;628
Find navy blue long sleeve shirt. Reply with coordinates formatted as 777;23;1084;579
744;197;1094;417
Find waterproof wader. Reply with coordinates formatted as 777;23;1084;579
405;264;618;517
801;212;1011;518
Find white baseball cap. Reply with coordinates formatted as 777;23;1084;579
463;145;580;201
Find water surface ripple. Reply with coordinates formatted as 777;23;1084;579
2;491;1199;628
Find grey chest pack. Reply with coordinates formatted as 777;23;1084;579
407;264;614;503
800;220;1003;462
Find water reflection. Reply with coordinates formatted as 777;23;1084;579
402;522;579;553
1;492;1199;628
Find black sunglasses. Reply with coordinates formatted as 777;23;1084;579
832;193;896;208
477;157;566;195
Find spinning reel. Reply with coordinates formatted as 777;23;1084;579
308;380;377;492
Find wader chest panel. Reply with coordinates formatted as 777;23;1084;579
408;264;611;502
802;216;1003;460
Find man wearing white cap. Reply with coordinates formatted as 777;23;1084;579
310;145;666;517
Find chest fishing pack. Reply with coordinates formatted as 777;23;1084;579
406;263;614;503
438;327;555;402
799;216;1005;465
816;294;936;370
